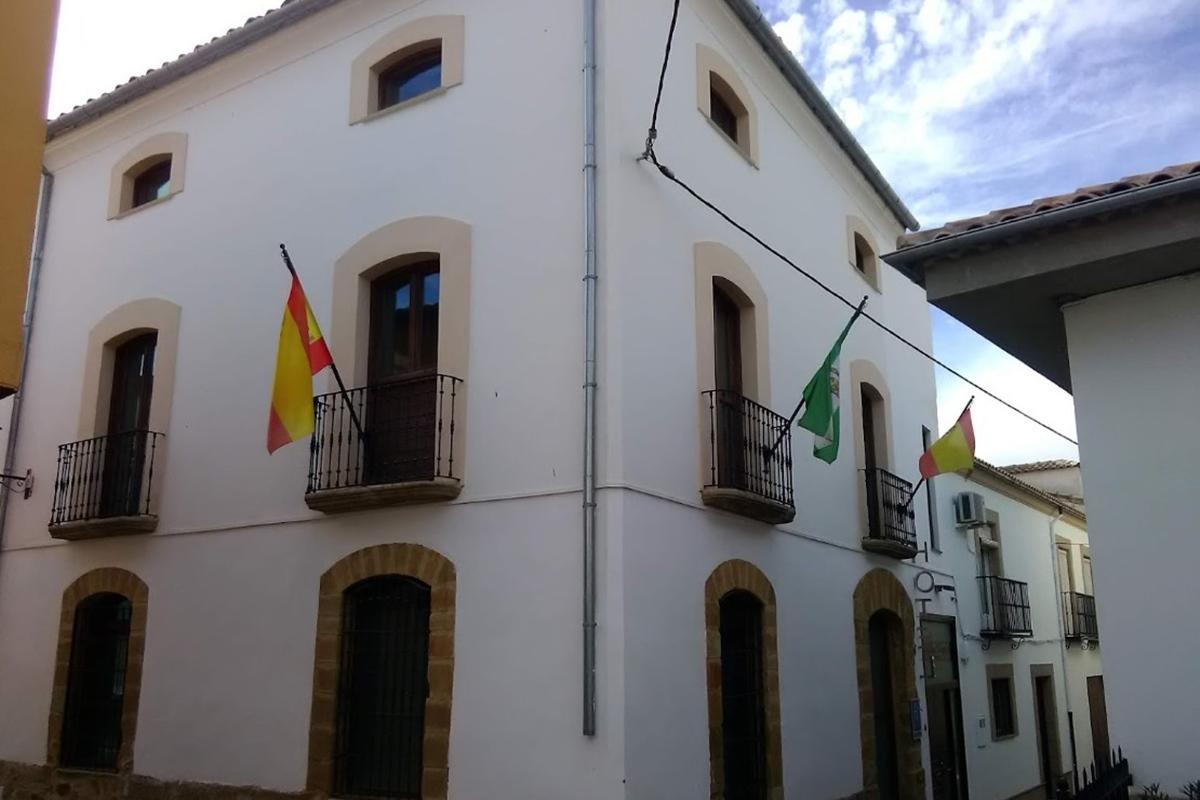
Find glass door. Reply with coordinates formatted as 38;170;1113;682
100;333;156;517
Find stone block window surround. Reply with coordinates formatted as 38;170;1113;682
46;568;149;774
306;543;456;800
696;45;760;166
703;560;784;800
987;663;1019;740
107;132;187;219
350;15;465;124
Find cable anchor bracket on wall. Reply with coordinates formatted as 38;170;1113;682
0;469;33;499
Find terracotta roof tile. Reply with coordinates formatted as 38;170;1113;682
999;459;1080;474
899;160;1200;248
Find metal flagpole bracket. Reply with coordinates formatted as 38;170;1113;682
0;469;33;499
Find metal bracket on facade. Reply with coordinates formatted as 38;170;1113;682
980;639;991;651
0;469;33;500
1010;639;1024;651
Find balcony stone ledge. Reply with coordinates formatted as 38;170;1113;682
306;478;462;513
49;515;158;541
861;536;919;560
701;487;796;525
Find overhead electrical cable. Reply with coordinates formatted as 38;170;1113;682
639;0;1078;447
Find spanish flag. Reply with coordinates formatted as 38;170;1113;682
267;273;333;453
918;404;976;479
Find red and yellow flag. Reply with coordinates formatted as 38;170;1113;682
267;274;333;453
919;405;976;479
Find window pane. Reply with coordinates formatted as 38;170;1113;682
131;159;171;208
379;47;443;109
710;86;739;142
391;279;413;375
420;272;439;370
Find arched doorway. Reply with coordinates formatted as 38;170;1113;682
853;569;925;799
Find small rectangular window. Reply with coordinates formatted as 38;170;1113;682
378;43;443;110
131;158;172;209
710;85;739;142
991;677;1016;738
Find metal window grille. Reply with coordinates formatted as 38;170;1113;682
719;590;768;800
979;576;1033;638
334;576;432;799
864;467;918;548
51;431;162;525
702;389;794;510
1063;592;1100;640
309;375;461;494
60;593;132;771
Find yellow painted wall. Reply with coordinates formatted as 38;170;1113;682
0;1;59;398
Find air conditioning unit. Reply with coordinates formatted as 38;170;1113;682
953;492;986;527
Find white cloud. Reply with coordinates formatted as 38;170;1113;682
773;13;809;59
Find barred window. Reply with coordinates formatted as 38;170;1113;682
720;590;768;800
991;676;1017;738
335;575;432;798
60;593;132;771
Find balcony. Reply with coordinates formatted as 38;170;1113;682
49;430;163;540
700;389;795;524
979;576;1033;639
862;467;918;558
305;374;463;513
1063;591;1100;642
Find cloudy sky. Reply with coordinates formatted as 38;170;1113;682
48;0;1199;465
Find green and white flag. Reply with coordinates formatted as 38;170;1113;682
797;302;867;463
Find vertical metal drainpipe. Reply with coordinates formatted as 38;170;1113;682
0;168;54;553
1047;509;1078;786
581;0;599;737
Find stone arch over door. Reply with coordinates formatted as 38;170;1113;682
853;568;924;799
306;543;456;799
704;559;784;799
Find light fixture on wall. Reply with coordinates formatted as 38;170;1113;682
0;468;32;499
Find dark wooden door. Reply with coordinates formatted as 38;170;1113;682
713;285;745;488
1034;676;1056;798
862;387;881;535
720;591;767;800
366;262;440;484
1087;676;1111;770
870;612;900;800
100;333;156;517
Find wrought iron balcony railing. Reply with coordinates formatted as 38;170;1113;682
979;575;1033;638
863;467;918;556
1063;591;1099;641
51;430;162;527
308;374;462;497
701;389;794;522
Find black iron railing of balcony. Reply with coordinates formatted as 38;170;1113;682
864;467;918;549
51;430;162;525
308;374;462;494
1063;591;1099;640
979;575;1033;637
701;389;794;511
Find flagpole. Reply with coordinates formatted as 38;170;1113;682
901;395;976;510
764;295;869;463
278;244;366;443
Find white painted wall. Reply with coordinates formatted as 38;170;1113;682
0;0;630;796
933;471;1102;800
1064;274;1200;792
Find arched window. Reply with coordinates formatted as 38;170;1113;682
335;575;432;798
846;219;882;291
349;16;465;123
696;46;759;164
377;43;443;110
704;560;783;799
107;133;187;218
854;233;874;276
307;544;455;799
60;592;133;771
130;157;172;209
719;590;768;799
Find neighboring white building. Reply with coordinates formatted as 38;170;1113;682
0;2;1105;799
887;163;1200;793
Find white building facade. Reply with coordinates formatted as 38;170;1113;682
0;2;1103;799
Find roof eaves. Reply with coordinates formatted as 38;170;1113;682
46;0;345;141
883;170;1200;282
973;459;1087;524
720;0;919;232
